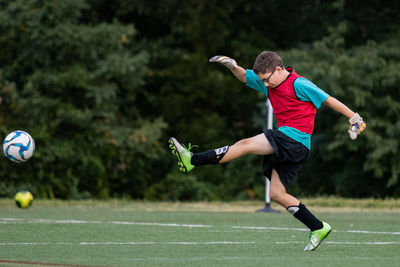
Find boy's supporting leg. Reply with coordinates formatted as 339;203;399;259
270;170;330;251
270;170;323;230
288;203;324;231
269;169;301;207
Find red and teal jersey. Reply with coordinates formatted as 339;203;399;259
245;67;329;149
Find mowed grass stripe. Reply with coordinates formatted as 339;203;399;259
1;241;400;246
1;202;400;267
2;217;400;236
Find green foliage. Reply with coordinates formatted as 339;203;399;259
0;0;166;198
0;0;399;199
144;172;213;201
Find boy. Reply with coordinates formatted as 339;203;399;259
168;51;366;251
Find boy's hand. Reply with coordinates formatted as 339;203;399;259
348;113;366;140
209;55;237;70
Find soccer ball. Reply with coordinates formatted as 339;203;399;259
14;191;34;208
3;130;35;162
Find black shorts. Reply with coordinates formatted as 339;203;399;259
262;129;309;190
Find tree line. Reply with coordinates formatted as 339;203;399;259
0;0;399;199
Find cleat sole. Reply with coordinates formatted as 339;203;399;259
168;139;188;173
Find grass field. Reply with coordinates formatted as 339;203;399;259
0;199;400;267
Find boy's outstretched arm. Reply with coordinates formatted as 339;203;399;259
323;96;355;118
209;55;247;83
323;96;366;139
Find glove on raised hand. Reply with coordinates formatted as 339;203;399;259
209;55;238;70
348;113;366;140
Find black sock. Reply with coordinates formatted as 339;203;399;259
191;150;218;166
191;146;229;166
287;203;323;231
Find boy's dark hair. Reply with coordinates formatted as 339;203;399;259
253;51;284;74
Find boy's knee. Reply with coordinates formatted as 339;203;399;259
233;138;252;153
269;189;284;202
234;138;250;147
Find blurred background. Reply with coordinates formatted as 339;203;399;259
0;0;399;200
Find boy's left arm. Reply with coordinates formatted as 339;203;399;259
323;96;366;140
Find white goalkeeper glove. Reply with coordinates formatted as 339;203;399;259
209;55;238;70
348;113;366;140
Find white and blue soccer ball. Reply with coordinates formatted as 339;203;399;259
3;130;35;163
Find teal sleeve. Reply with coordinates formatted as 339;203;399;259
294;78;329;108
245;69;268;97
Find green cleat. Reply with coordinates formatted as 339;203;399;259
304;222;332;251
168;137;197;173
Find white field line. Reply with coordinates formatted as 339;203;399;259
276;241;400;245
0;218;211;228
99;256;382;261
0;242;74;245
2;217;400;235
232;226;400;235
80;241;257;245
233;226;308;231
110;221;211;228
0;241;256;246
345;230;400;235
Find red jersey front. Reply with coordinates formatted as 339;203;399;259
268;68;316;134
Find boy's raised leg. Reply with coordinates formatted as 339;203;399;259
219;133;274;163
169;134;274;173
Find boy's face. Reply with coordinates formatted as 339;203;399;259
257;66;285;88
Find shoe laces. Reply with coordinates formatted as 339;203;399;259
183;143;198;152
